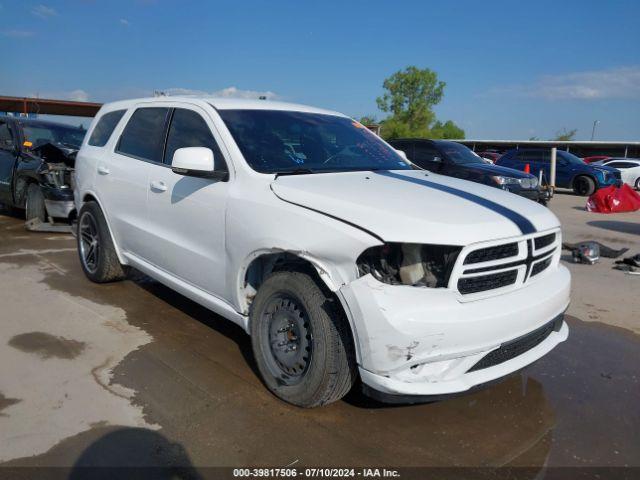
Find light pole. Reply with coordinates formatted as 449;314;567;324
591;120;600;141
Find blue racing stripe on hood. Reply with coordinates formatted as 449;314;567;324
376;170;537;235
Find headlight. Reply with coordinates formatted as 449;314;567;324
491;175;538;189
356;243;462;287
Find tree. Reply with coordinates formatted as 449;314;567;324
358;115;378;126
553;128;577;141
430;120;465;139
375;66;463;139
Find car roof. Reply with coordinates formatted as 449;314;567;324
97;96;347;118
8;116;85;131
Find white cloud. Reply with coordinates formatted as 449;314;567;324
489;66;640;101
28;90;90;102
31;4;57;18
160;86;279;100
2;29;35;38
119;18;130;27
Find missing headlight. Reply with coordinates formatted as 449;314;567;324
357;243;462;287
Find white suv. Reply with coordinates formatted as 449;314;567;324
74;97;570;407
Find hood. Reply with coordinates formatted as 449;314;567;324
271;170;559;245
459;162;533;178
590;164;617;174
31;142;77;168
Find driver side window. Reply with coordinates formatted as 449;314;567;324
0;122;14;150
412;143;442;170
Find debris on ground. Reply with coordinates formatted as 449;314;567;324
563;241;629;259
586;184;640;213
614;253;640;274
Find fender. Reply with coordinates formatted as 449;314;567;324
79;189;128;266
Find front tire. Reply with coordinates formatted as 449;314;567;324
573;175;596;196
635;177;640;190
250;271;356;407
77;201;127;283
25;183;47;229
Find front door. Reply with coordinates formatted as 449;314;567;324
145;106;229;298
0;120;18;204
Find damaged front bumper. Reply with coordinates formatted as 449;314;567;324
41;185;75;220
339;264;570;398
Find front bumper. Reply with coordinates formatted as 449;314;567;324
339;264;571;397
41;185;75;219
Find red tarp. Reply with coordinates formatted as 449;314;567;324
586;184;640;213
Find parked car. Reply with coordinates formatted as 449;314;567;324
582;155;610;164
497;149;621;196
74;97;570;407
595;158;640;189
476;151;502;163
0;117;85;230
389;139;548;204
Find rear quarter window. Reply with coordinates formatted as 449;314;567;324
88;110;126;147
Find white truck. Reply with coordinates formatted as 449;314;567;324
74;97;570;407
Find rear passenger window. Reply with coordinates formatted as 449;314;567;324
117;108;169;162
164;109;226;169
88;110;126;147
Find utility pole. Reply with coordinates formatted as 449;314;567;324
591;120;600;141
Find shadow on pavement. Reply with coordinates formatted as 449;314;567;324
586;220;640;236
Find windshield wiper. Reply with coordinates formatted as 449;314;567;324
274;168;316;178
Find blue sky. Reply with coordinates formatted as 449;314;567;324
1;0;639;140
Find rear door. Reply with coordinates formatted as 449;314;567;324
144;105;230;297
0;120;18;204
97;106;170;255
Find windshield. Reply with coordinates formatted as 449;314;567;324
22;123;86;149
218;109;411;174
436;141;484;165
560;151;589;166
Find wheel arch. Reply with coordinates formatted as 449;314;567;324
79;191;127;265
572;173;598;190
239;250;362;362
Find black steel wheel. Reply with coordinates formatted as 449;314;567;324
250;271;356;407
261;294;313;385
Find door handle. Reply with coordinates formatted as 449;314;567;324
97;165;110;175
150;180;167;192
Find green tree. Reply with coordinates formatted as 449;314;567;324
553;128;577;141
358;115;378;126
430;120;465;139
375;66;463;139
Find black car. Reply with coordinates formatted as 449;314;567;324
389;139;548;204
0;116;85;229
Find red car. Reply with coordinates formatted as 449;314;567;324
476;151;502;163
583;155;610;164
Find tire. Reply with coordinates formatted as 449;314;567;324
573;175;596;196
77;201;127;283
25;183;47;229
635;177;640;190
250;271;356;407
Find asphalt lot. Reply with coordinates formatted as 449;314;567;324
0;193;638;473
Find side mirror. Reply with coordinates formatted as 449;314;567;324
395;149;408;161
171;147;227;180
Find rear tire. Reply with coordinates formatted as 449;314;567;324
77;201;127;283
573;175;596;196
635;177;640;190
250;271;356;407
25;183;47;230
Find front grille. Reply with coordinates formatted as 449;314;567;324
534;233;556;250
457;270;518;294
467;316;563;372
530;257;552;277
463;242;519;265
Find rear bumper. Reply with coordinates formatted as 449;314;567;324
339;264;571;398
